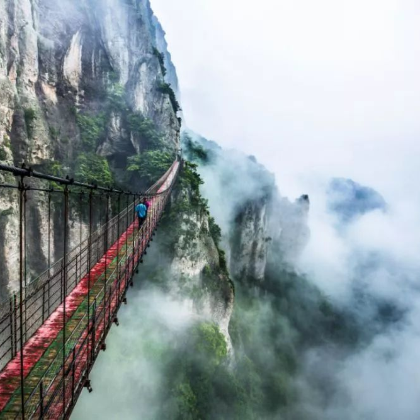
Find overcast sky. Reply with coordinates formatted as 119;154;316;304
151;0;420;203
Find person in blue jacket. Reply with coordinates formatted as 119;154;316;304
135;199;147;229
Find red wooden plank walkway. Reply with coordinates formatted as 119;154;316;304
0;161;180;419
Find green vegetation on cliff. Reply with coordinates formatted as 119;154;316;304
153;47;167;77
24;108;36;138
157;82;181;113
127;112;165;151
73;80;174;188
182;133;210;163
75;153;113;186
127;150;173;186
76;113;107;152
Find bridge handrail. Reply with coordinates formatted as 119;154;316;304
22;257;120;416
0;159;180;372
18;161;181;418
0;160;178;308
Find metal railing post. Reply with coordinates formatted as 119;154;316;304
18;176;25;419
116;193;121;306
47;190;51;317
125;194;129;292
71;347;76;407
87;190;93;367
132;194;136;274
42;284;45;324
9;298;14;358
104;194;110;334
39;381;44;420
78;192;83;285
91;299;97;362
23;189;28;342
62;185;69;412
13;294;17;361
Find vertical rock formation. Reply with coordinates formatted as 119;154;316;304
183;133;310;288
231;188;310;285
0;0;181;298
230;196;270;283
153;163;235;349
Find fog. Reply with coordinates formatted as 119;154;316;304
72;258;197;419
72;1;420;418
151;0;420;197
149;1;420;419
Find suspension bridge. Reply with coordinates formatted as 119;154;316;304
0;158;181;419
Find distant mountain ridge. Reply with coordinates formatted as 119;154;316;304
328;178;387;222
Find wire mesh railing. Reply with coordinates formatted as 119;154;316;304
0;158;181;419
0;199;131;371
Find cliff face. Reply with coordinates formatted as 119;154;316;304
169;202;234;351
155;162;235;349
231;193;310;285
183;133;310;288
0;0;180;298
0;0;179;166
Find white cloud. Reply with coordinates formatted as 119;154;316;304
150;1;420;418
152;0;420;198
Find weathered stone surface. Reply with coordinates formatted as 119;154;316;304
168;186;235;352
0;0;181;298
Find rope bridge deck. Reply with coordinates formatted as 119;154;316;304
0;160;180;419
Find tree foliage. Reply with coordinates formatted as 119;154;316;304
107;84;126;111
75;153;113;186
157;82;181;113
76;113;107;152
193;323;228;366
183;133;209;163
127;112;165;150
24;108;36;138
0;146;7;161
208;217;222;245
127;150;173;186
178;161;207;210
152;47;167;77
